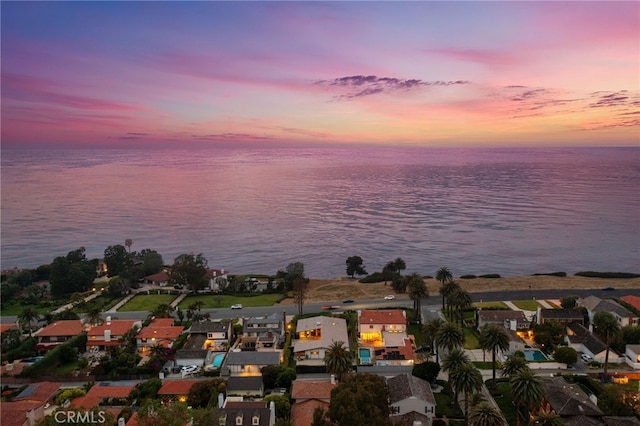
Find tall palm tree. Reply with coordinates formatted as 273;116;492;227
436;321;465;360
479;324;510;380
510;369;545;426
448;288;472;327
422;318;444;363
593;310;622;377
449;362;484;425
85;306;103;326
442;348;471;403
501;354;529;378
125;238;133;253
532;407;563;426
407;273;428;323
324;341;353;381
436;266;453;309
152;303;175;318
442;280;461;318
469;401;506;426
18;307;41;337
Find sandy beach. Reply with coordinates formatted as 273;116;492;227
292;275;640;304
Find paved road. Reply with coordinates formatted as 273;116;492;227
2;288;638;324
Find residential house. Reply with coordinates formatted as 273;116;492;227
478;309;529;330
2;382;61;426
241;313;285;351
621;295;640;312
536;308;584;326
87;320;140;351
157;380;198;404
293;316;349;365
71;382;135;410
136;318;184;354
290;378;337;426
174;335;208;369
387;373;436;425
1;323;17;335
34;320;84;352
565;322;622;363
625;344;640;370
226;376;265;397
144;270;170;287
581;296;639;327
222;351;281;377
205;268;228;292
541;376;603;422
190;321;233;351
220;400;276;426
358;310;414;366
603;417;640;426
498;325;527;354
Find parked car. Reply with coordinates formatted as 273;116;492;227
343;299;354;304
172;365;183;374
173;284;184;289
581;353;593;362
416;345;431;353
181;365;199;374
384;295;396;300
231;304;243;309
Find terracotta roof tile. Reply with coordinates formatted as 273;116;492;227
35;320;84;337
158;380;198;395
14;381;61;402
86;383;135;398
291;380;336;400
359;310;406;325
291;399;329;426
622;295;640;312
1;400;45;426
0;324;17;334
144;271;169;282
87;320;138;338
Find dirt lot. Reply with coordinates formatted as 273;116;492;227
286;275;640;304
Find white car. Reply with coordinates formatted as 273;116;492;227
581;353;593;362
384;295;396;300
181;365;199;374
231;304;243;309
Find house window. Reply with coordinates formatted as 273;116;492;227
425;406;433;413
391;406;400;414
235;415;243;425
252;415;260;425
241;365;245;370
369;325;374;329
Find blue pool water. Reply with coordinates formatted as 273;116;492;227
523;349;547;361
212;353;225;368
359;348;371;364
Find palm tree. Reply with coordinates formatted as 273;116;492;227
449;362;484;424
442;280;461;318
510;369;545;426
85;306;103;326
436;266;453;309
532;407;563;426
324;341;353;381
18;307;41;337
501;354;529;378
422;318;444;363
125;238;133;253
479;324;510;380
436;321;465;360
469;401;506;426
407;273;428;323
593;310;622;377
442;348;471;403
152;303;175;318
448;288;472;327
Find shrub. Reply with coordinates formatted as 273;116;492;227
460;275;477;279
55;388;86;405
359;272;387;283
574;271;640;278
532;272;567;277
479;274;501;279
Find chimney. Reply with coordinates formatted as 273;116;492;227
104;329;111;342
330;374;335;385
118;418;125;426
218;392;224;408
269;401;275;426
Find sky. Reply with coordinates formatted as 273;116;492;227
1;1;639;149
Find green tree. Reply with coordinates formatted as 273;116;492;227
136;399;190;426
479;324;510;380
442;280;461;318
328;373;391;426
501;353;529;377
293;275;307;317
532;321;564;351
469;401;506;426
18;306;41;337
103;244;131;277
442;348;471;402
449;362;484;423
593;310;622;377
510;369;545;426
532;408;564;426
107;276;130;297
282;261;306;292
407;273;428;322
152;303;174;318
130;378;162;402
597;383;639;417
324;341;353;381
312;407;331;426
49;247;97;296
169;253;208;293
448;287;472;327
422;318;444;361
436;321;465;356
187;378;226;408
436;266;454;309
345;256;367;278
412;361;440;383
264;394;291;419
84;306;102;326
560;295;579;309
553;346;577;366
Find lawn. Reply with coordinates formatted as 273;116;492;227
178;293;283;310
463;327;481;349
407;324;426;347
1;301;64;316
434;389;464;419
473;301;508;309
492;381;517;425
118;294;177;312
511;300;541;311
74;294;123;314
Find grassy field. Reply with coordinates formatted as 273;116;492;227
118;294;177;312
492;381;517;425
463;327;481;349
511;300;541;310
473;301;508;309
178;293;283;310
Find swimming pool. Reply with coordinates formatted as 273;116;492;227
359;348;372;364
523;349;548;361
212;353;225;368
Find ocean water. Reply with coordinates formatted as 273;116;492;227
1;146;639;278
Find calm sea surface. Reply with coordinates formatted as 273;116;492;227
1;147;639;278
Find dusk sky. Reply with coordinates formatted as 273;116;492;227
1;1;639;149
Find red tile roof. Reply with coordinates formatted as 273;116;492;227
14;381;61;402
622;295;640;311
158;380;199;395
291;380;336;400
88;320;138;338
137;318;183;341
0;323;17;334
1;400;44;426
291;399;329;426
359;310;406;325
145;271;169;282
36;320;84;337
126;411;139;426
86;384;135;398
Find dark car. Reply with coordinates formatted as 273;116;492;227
172;366;183;374
174;284;184;290
602;286;615;291
343;299;354;304
416;345;431;353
